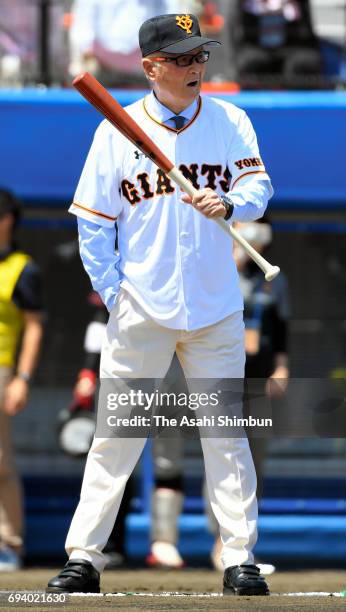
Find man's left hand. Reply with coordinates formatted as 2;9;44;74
2;377;29;416
182;188;226;219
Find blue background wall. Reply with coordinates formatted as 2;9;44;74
0;89;345;208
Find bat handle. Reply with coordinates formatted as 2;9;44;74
168;167;280;282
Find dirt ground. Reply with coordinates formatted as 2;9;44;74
1;569;345;611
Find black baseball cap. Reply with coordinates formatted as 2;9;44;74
139;13;221;57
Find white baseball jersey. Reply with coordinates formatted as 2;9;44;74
69;92;273;331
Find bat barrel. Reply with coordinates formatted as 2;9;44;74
73;72;174;174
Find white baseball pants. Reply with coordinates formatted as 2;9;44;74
66;289;258;572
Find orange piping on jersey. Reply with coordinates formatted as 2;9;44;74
72;202;117;221
232;170;268;189
142;96;202;134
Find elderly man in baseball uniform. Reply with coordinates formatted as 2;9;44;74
48;13;273;596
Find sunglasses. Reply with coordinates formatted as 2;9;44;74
152;50;210;67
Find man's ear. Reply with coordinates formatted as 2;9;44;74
142;58;157;82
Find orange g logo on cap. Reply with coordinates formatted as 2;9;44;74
176;15;193;35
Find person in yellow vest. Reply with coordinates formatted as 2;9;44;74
0;189;43;571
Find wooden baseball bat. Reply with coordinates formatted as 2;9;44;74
73;72;280;281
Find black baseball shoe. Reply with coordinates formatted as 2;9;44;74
223;564;270;596
46;559;100;593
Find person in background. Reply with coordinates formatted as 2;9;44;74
147;355;187;569
230;0;323;88
0;0;66;86
0;189;43;571
207;216;290;574
68;0;199;87
198;1;237;83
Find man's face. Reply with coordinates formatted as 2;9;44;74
143;47;207;113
